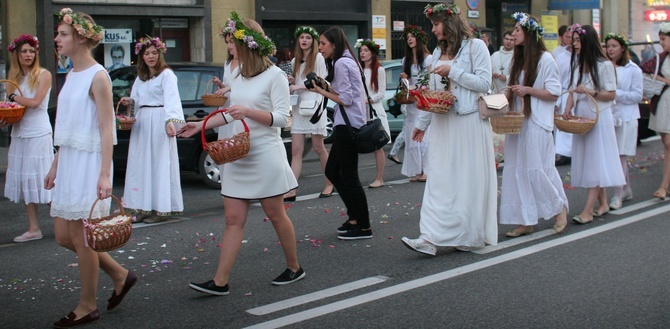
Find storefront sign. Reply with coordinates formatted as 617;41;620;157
647;0;670;7
468;10;480;18
542;11;559;52
646;10;670;21
548;0;600;10
153;18;188;29
393;21;405;31
102;29;132;44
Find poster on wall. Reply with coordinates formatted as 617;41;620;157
104;43;131;71
56;53;73;73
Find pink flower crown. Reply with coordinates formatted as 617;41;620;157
569;23;586;36
7;34;39;53
135;36;167;55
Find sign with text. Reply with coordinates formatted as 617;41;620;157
542;11;559;52
548;0;600;10
102;29;132;44
646;10;670;21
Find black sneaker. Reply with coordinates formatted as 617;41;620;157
189;280;229;296
272;267;306;286
336;221;357;233
337;227;373;240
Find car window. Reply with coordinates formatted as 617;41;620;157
198;72;218;98
175;71;200;101
385;65;403;90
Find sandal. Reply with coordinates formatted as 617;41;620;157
592;207;610;217
572;215;592;224
652;187;667;201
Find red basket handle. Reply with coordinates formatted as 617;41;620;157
200;108;250;150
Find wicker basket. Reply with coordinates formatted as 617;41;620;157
201;109;250;165
115;100;136;130
201;80;228;107
394;78;415;104
413;90;456;114
554;91;599;134
490;88;525;135
0;80;26;124
84;195;133;252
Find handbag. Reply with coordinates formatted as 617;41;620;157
643;54;665;99
299;98;322;116
478;93;509;119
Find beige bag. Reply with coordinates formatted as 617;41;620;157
478;93;509;119
299;99;321;116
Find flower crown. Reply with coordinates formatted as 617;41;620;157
7;34;39;53
223;11;276;57
512;12;544;40
569;23;586;36
660;22;670;34
56;8;104;42
469;22;482;39
294;26;319;41
402;25;428;45
135;36;167;55
354;39;380;54
424;3;461;16
604;32;629;48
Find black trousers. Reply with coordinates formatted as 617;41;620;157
325;126;370;229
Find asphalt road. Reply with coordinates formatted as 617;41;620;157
1;139;669;328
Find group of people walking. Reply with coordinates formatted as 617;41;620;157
3;2;670;328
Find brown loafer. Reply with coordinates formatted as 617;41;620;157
53;309;100;328
107;270;138;310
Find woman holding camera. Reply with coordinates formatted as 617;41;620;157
284;26;334;201
310;26;372;240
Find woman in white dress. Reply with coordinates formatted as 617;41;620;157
640;23;670;200
399;25;432;182
46;9;136;327
182;13;304;295
119;37;184;223
563;24;625;224
284;26;334;201
499;13;568;237
401;3;497;256
2;34;53;243
605;33;643;209
356;38;390;188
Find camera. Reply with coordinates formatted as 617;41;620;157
304;72;325;90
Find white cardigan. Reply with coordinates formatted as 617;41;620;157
612;61;643;123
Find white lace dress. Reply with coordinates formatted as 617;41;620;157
401;56;432;177
51;64;117;220
290;52;328;135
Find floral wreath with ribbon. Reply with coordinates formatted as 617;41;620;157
402;25;428;45
511;12;544;40
56;8;104;42
294;26;319;41
222;11;276;57
604;32;629;48
424;3;461;16
7;34;39;53
569;23;586;36
354;39;380;54
135;36;167;55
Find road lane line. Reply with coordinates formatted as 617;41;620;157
243;204;670;329
472;229;556;254
246;276;389;316
610;198;669;215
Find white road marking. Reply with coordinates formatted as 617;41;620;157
243;204;670;329
610;198;669;215
246;276;389;315
472;228;556;254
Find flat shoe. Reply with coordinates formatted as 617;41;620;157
107;270;138;310
572;215;592;224
368;181;384;188
53;309;100;328
318;192;332;198
505;227;533;237
387;154;402;164
592;208;609;217
554;208;568;234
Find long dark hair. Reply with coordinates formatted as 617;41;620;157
403;33;430;76
320;26;356;82
358;45;381;92
508;17;547;117
569;25;608;90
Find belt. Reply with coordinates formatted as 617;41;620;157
139;105;164;108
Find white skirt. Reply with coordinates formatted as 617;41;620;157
4;135;53;204
290;104;327;135
401;104;428;177
500;119;568;226
51;146;112;220
615;119;638;156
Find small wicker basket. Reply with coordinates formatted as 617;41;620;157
554;91;599;134
115;100;136;130
413;90;456;114
84;195;133;252
394;78;415;104
0;80;26;124
490;88;525;135
201;80;228;107
201;109;250;165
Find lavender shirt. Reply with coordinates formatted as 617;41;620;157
331;50;367;128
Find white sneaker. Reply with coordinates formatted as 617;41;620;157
622;190;634;201
401;237;436;256
14;230;43;243
609;197;623;210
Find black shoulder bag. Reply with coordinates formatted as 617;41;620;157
339;65;390;154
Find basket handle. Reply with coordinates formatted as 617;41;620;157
560;90;600;120
200;109;250;150
1;79;24;101
115;100;132;117
84;194;125;249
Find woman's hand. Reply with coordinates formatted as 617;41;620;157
120;97;134;106
399;72;408;80
433;64;451;78
573;84;590;95
290;84;305;93
287;75;295;85
226;105;249;120
214;86;230;95
562;92;574;120
44;166;57;190
212;76;224;88
165;121;177;137
412;128;425;142
510;85;529;97
97;175;112;199
177;121;203;138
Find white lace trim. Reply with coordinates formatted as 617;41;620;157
54;135;102;152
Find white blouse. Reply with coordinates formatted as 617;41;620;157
10;70;52;138
570;59;617;112
130;69;184;123
612;61;643;122
511;51;562;131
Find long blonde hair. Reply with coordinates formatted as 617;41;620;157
292;31;319;79
6;43;42;94
235;18;273;78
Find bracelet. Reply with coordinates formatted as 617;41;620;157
8;93;16;102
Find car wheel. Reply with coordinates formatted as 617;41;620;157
199;151;221;189
324;110;335;144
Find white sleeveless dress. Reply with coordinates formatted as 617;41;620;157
51;64;117;220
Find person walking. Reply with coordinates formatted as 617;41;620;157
356;38;390;188
310;26;373;239
119;36;184;223
46;8;137;327
284;26;334;201
563;24;625;224
640;22;670;200
399;24;432;182
2;34;53;243
401;2;497;256
605;32;643;209
499;13;569;237
181;12;304;295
